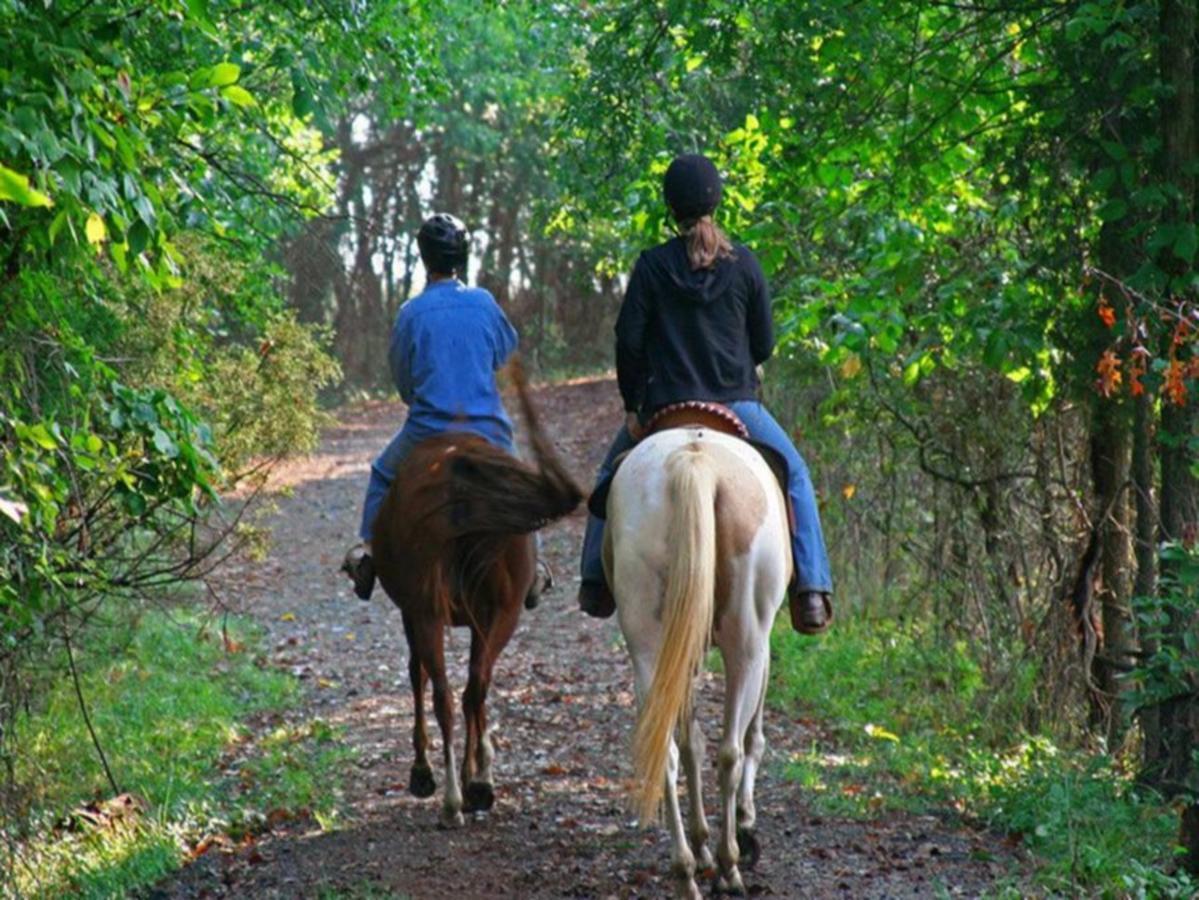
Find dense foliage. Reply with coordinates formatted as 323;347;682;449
0;0;410;837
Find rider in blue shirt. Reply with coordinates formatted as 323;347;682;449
344;213;524;601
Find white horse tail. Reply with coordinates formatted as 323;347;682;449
633;443;717;822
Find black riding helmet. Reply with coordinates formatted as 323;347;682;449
417;213;469;275
662;154;723;221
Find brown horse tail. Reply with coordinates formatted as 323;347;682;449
444;357;583;536
632;443;717;822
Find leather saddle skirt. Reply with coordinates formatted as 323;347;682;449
587;401;794;531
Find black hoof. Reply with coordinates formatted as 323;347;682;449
463;780;495;812
736;827;761;870
524;592;540;611
409;764;436;798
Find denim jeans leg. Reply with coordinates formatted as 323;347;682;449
358;425;421;543
580;425;636;586
729;401;834;593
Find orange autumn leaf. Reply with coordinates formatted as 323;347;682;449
1095;350;1122;398
1164;358;1188;406
1129;348;1147;397
1097;297;1116;329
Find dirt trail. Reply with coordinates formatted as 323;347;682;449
159;377;1020;899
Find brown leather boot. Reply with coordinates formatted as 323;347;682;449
577;580;615;618
789;588;832;635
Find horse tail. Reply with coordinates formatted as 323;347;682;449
632;444;717;822
443;357;582;537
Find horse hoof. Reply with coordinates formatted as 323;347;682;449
715;868;746;896
408;764;436;798
438;808;465;829
673;878;703;900
736;826;760;870
464;781;495;812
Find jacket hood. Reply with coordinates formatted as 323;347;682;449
646;238;740;305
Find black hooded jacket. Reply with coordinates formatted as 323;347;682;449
614;236;774;414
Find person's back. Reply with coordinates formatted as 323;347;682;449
615;235;772;416
392;279;515;446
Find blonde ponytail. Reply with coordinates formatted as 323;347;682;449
680;215;734;270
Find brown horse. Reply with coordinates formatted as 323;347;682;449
370;366;581;827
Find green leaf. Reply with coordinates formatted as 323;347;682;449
208;63;241;88
220;85;257;108
0;163;53;208
1097;198;1127;222
1174;224;1198;264
128;220;151;256
48;209;68;245
152;427;179;458
292;86;315;118
26;424;58;451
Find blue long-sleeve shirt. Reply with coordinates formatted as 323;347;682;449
388;279;518;446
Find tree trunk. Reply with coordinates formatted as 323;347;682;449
1088;404;1133;745
1150;0;1199;874
1134;387;1160;762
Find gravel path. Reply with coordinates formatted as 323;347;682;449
158;377;1022;899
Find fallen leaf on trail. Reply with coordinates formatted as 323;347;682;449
317;678;336;688
280;612;297;622
266;808;292;827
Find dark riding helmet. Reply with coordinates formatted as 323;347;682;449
662;154;723;221
417;213;469;275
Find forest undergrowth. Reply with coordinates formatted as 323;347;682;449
3;602;351;900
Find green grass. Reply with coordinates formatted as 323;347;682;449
6;609;352;899
770;616;1195;898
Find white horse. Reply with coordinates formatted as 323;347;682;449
604;426;791;899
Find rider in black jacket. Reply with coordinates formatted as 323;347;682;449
577;154;833;634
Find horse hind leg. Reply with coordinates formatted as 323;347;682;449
402;613;436;798
714;650;767;895
416;619;463;828
462;627;497;813
678;715;713;872
664;736;703;900
734;651;770;870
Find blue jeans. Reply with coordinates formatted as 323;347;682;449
359;423;515;542
579;401;833;593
